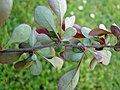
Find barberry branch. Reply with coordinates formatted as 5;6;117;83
0;43;120;53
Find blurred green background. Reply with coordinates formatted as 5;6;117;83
0;0;120;90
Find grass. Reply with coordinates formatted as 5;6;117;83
0;0;120;90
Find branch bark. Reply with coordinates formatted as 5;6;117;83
0;43;120;53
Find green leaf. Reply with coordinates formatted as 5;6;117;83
83;39;92;45
48;0;67;24
90;57;97;70
8;24;31;45
65;16;75;29
58;69;80;90
36;34;53;45
0;52;22;64
63;49;83;61
46;56;64;70
0;0;13;25
38;47;55;58
29;30;37;47
72;53;84;61
63;27;77;40
81;27;94;39
34;6;56;31
93;50;112;65
31;54;38;61
30;60;42;76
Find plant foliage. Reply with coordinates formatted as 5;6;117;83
0;0;120;90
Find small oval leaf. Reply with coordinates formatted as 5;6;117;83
111;24;120;39
47;56;64;70
81;27;94;39
63;27;77;40
38;47;55;58
0;0;13;25
93;50;112;65
14;60;32;70
29;30;37;47
48;0;67;24
34;6;56;31
36;34;53;45
0;52;22;64
65;16;75;30
8;24;31;45
89;28;111;36
30;60;42;76
58;69;80;90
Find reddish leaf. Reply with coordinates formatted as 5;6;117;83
73;24;85;38
73;32;85;38
0;52;22;64
98;38;105;45
62;23;85;38
36;27;50;37
89;28;111;36
14;60;32;70
62;23;65;31
111;24;120;39
60;52;64;58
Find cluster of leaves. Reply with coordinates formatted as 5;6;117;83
0;0;120;90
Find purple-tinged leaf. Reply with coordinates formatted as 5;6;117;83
73;24;85;38
0;0;13;25
111;24;120;39
93;50;112;65
48;0;67;24
89;24;111;36
36;27;49;36
89;28;111;36
0;52;22;64
58;69;80;90
14;60;32;70
90;57;97;70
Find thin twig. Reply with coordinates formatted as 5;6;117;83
0;43;120;53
